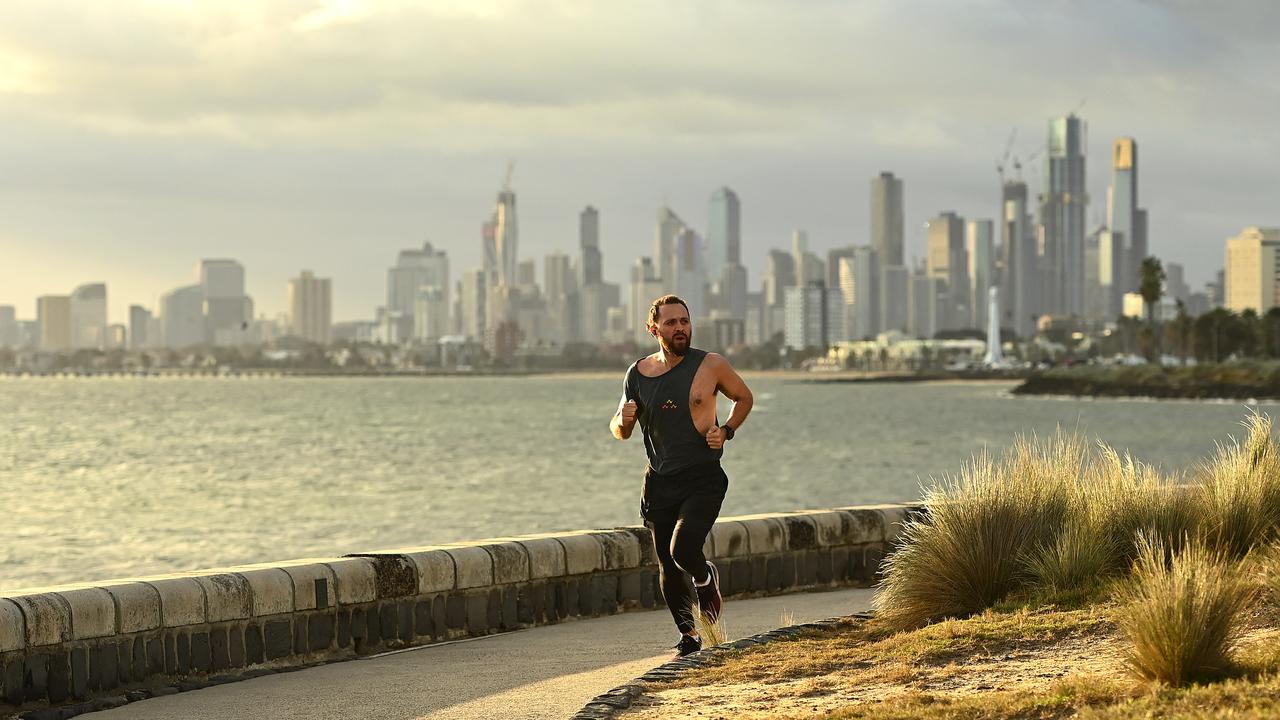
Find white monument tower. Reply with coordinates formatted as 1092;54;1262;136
983;286;1004;366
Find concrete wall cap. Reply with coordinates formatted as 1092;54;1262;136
511;537;568;579
708;520;750;559
7;592;71;646
441;546;495;589
185;573;253;622
321;557;378;605
0;598;26;652
732;516;789;554
58;586;117;640
586;531;642;571
557;534;605;576
403;549;457;594
139;575;207;628
231;567;294;617
98;582;162;634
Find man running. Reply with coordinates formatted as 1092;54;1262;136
609;294;753;658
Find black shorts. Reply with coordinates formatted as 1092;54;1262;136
640;461;729;526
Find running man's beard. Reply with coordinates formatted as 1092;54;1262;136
662;331;691;356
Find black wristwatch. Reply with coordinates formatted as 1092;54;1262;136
720;424;735;441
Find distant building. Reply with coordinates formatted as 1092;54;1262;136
288;270;332;344
707;187;740;283
717;262;748;322
579;206;602;287
783;285;843;350
37;295;71;351
871;172;905;266
1096;228;1123;319
1000;180;1037;338
839;247;880;340
459;269;487;342
966;220;994;330
654;207;686;291
544;251;577;345
880;264;910;333
1040;114;1089;316
926;212;968;330
675;229;706;314
1107;138;1148;299
159;285;206;349
69;283;107;349
387;243;449;344
908;272;944;339
129;305;152;349
198;259;252;344
0;305;17;349
1225;227;1280;314
628;257;663;344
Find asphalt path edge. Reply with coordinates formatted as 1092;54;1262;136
570;611;875;720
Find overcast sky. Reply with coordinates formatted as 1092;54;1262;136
1;0;1276;323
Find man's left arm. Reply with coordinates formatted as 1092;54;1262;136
705;354;753;450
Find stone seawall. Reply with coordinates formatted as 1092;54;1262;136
0;504;914;715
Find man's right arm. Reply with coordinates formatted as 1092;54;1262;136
610;394;638;440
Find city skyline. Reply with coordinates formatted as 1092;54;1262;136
1;1;1276;323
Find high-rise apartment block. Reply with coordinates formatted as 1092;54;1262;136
288;270;333;344
926;212;968;330
579;206;602;287
1000;180;1037;337
1225;227;1280;314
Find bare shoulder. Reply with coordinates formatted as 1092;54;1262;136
703;351;736;374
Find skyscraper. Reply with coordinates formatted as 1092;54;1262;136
1000;181;1037;337
36;295;71;351
871;172;905;266
839;247;880;340
926;212;968;330
966;220;994;330
388;243;449;343
1107;138;1147;298
158;285;205;349
0;305;17;349
707;187;741;282
69;282;107;349
129;305;152;349
579;206;602;287
675;228;706;314
1040;114;1088;316
288;271;332;344
544;251;577;344
198;259;252;344
493;187;518;287
655;207;685;290
629;257;663;343
459;269;487;342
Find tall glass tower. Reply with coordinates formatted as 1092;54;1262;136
1040;114;1088;316
707;187;741;282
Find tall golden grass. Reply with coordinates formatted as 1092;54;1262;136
1115;535;1258;686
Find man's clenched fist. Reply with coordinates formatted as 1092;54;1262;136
705;425;725;450
620;400;638;426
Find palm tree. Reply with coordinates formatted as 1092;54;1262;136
1139;257;1166;362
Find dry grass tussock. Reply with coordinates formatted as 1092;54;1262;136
874;431;1082;629
1114;534;1259;686
1198;412;1280;558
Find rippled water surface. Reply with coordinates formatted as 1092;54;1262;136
1;375;1269;591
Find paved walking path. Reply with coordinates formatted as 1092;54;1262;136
92;587;875;719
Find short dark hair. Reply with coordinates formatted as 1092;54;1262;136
647;294;690;329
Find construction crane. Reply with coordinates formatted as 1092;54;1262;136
1014;145;1045;181
995;128;1017;183
502;160;515;192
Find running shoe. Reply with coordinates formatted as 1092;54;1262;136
695;560;723;623
671;633;702;659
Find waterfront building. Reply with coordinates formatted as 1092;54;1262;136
388;243;449;344
288;270;333;344
1225;227;1280;314
783;284;840;350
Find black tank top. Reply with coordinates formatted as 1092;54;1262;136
624;348;721;476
